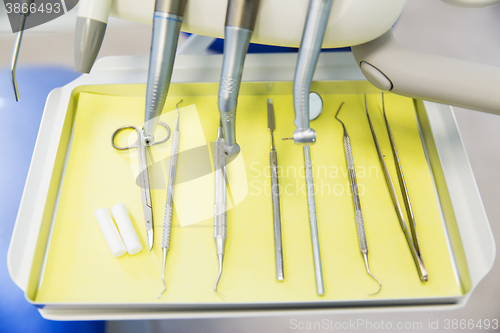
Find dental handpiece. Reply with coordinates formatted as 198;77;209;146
142;0;187;146
74;0;112;73
214;122;227;291
292;0;333;144
158;100;182;298
218;0;261;157
10;0;34;101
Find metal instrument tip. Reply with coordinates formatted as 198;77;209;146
363;253;382;296
334;102;348;135
11;68;20;102
175;99;183;130
334;102;345;121
158;248;168;298
157;283;166;299
11;14;27;102
147;229;154;251
213;254;223;291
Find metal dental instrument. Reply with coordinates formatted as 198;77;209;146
218;0;261;157
267;98;284;281
364;94;428;282
213;121;227;291
10;0;34;101
335;102;382;295
111;122;171;251
304;145;324;295
381;93;422;259
142;0;187;146
283;92;325;295
292;0;333;144
158;100;182;298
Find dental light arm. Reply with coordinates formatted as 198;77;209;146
351;29;500;115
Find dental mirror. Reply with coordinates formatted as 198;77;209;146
309;92;323;121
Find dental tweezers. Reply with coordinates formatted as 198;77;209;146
335;102;382;295
364;94;428;282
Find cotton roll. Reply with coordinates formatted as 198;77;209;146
111;204;143;255
93;207;127;258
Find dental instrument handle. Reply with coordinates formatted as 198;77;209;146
142;0;187;146
162;130;179;249
270;148;284;281
214;123;227;291
158;101;181;297
304;146;324;296
336;103;381;294
292;0;333;144
345;137;382;293
218;0;261;157
343;135;368;253
74;0;112;73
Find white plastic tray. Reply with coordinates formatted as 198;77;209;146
7;52;495;320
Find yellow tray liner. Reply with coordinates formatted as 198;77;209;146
35;83;462;304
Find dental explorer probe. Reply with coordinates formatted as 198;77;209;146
142;0;188;146
364;94;428;282
214;121;227;291
218;0;261;157
158;100;182;298
267;99;284;281
292;0;333;144
10;0;34;101
335;102;382;295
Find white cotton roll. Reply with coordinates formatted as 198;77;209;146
93;207;127;258
111;204;143;255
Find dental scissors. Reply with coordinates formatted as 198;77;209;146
111;122;171;251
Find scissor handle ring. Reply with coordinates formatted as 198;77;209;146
111;125;140;150
149;121;171;146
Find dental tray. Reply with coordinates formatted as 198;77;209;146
8;54;494;320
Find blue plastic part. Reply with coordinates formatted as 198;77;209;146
0;66;105;332
207;36;351;54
